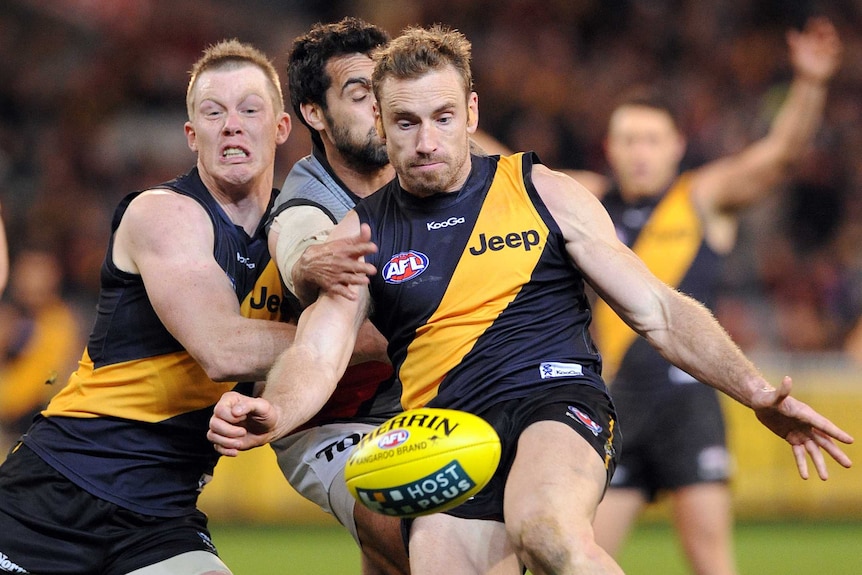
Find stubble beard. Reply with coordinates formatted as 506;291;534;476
330;122;389;174
397;150;468;198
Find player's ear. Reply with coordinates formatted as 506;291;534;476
301;102;325;132
374;103;386;142
184;121;197;152
276;112;292;145
466;92;479;134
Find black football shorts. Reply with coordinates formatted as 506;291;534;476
0;443;223;575
444;382;620;522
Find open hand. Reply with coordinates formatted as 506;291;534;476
752;376;853;480
293;223;377;304
788;17;842;84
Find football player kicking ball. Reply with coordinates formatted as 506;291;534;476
210;26;853;575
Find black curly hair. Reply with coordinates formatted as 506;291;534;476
288;17;389;150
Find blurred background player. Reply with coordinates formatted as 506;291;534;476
0;247;82;459
265;17;407;575
577;17;843;575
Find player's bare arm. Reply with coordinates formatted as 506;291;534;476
692;17;841;216
114;189;294;382
209;212;373;455
533;164;853;478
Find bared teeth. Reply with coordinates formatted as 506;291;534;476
223;147;247;157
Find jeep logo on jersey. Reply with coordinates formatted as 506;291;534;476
383;251;429;284
427;216;466;231
468;230;541;255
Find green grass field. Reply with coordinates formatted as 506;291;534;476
211;520;862;574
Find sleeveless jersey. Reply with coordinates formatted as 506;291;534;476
355;152;604;413
272;147;398;429
22;167;285;517
594;174;721;392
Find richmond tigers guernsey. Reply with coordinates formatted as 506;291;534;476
22;167;285;517
354;152;604;413
596;174;721;392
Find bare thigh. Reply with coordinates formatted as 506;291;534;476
504;421;621;574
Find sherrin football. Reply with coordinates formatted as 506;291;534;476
344;407;501;518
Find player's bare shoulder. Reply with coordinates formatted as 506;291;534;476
114;188;213;274
124;187;209;227
531;164;611;230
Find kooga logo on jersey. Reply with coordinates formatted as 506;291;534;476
383;250;429;284
426;216;465;231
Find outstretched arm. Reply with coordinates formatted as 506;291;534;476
694;17;842;214
535;165;853;479
209;215;373;454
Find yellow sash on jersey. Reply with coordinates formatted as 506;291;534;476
593;174;701;382
44;259;285;422
399;153;548;409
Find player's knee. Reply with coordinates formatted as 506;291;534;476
508;514;568;571
508;514;603;573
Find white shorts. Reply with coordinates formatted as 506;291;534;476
271;422;378;544
126;551;231;574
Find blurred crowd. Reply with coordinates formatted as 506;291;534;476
1;0;860;433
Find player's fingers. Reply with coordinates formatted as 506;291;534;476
341;269;373;284
813;431;853;469
208;414;247;439
327;283;358;301
206;426;241;456
210;392;245;422
792;444;810;480
343;240;378;258
211;441;239;458
812;416;855;445
805;439;830;481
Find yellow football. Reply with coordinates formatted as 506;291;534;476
344;407;502;517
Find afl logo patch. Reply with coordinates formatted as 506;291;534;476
383;251;429;284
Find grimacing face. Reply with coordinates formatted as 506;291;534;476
321;53;388;171
185;64;290;194
375;66;478;198
604;105;685;200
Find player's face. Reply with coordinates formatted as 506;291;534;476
376;66;478;198
185;65;290;195
322;54;388;171
604;105;685;200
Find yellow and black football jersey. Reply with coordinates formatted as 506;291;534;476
355;152;605;414
23;167;285;517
